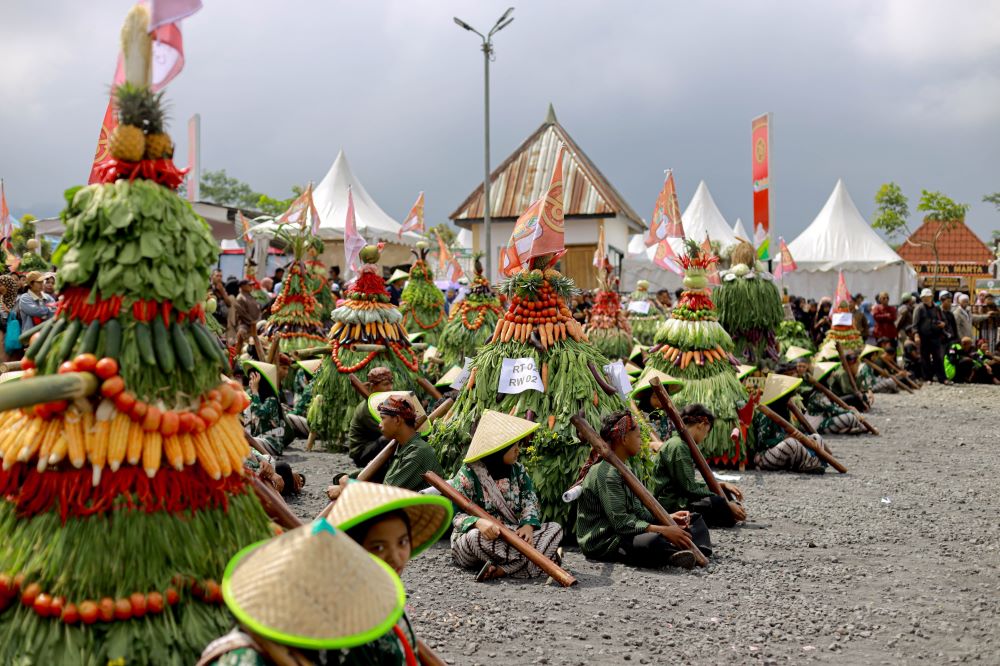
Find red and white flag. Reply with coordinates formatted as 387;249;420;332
278;183;321;235
236;210;254;243
0;180;12;245
435;229;465;284
500;146;567;276
593;222;606;267
653;240;683;275
399;192;425;239
646;170;684;246
833;270;851;308
701;237;721;286
88;1;201;183
772;237;797;279
343;187;367;275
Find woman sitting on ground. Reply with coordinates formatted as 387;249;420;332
575;410;712;570
243;358;295;456
446;410;564;582
750;373;835;474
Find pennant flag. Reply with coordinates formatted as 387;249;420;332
0;180;12;246
434;228;465;284
772;236;797;279
701;237;721;286
88;2;200;183
593;222;606;267
653;240;683;275
833;270;851;308
751;113;772;260
399;192;425;239
277;183;322;234
646;171;684;247
500;146;567;276
236;210;254;244
343;186;367;275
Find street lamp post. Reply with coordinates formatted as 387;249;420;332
454;8;514;281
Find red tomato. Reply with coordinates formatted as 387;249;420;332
58;361;77;375
79;601;98;625
113;598;132;621
114;392;136;413
100;376;125;398
146;591;164;614
165;587;179;606
61;602;80;624
94;357;119;380
20;583;41;607
130;592;147;617
98;598;115;622
73;354;98;373
33;593;52;617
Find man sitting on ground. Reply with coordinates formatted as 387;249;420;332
347;367;394;467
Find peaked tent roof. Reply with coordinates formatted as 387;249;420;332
732;217;751;243
787;179;906;272
896;219;993;265
678;181;739;250
450;105;643;230
313;150;415;244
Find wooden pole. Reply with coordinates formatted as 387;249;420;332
422;471;578;586
863;357;913;393
648;377;737;518
757;404;848;473
348;373;372;399
415;376;443;401
352;343;387;353
787;401;818;436
569;413;709;567
881;354;921;389
417;640;448;666
0;361;23;373
835;343;866;405
804;375;880;436
292;345;331;359
305;431;317;452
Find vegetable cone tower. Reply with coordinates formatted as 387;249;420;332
820;271;863;354
0;7;270;663
627;279;666;346
399;242;446;345
715;241;784;367
305;254;336;321
437;253;503;367
649;240;749;465
584;255;632;360
307;245;420;447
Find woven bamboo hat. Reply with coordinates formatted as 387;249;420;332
436;365;463;387
368;391;431;435
330;481;453;557
407;331;425;342
464;410;540;463
630;366;683;399
815;342;839;361
388;269;409;284
736;364;757;381
860;344;882;359
783;345;814;362
760;373;803;406
221;518;405;650
629;344;644;360
625;361;642;376
243;360;279;396
295;359;322;376
812;361;840;382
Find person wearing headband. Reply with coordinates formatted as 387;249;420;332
348;367;395;467
575;410;711;570
377;394;444;491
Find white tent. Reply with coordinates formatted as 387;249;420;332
312;150;417;244
620;234;683;292
781;179;916;301
732;218;751;243
677;181;739;251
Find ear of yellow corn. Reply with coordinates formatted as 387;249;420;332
192;431;221;480
88;417;109;470
18;417;52;463
143;431;162;478
163;435;183;471
178;433;196;466
107;414;130;472
126;420;145;465
64;410;86;469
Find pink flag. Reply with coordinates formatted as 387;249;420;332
646;171;684;246
772;236;797;279
653;240;683;275
435;229;465;283
500;146;567;276
278;183;321;234
0;180;11;244
701;237;721;286
593;222;606;268
150;0;203;29
343;186;367;274
833;270;851;308
399;192;425;239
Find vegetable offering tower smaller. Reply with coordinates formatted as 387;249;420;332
307;245;420;448
627;279;666;346
584;256;632;360
715;241;785;368
304;251;336;323
820;272;864;355
650;240;749;465
262;228;327;354
437;254;503;367
399;241;446;345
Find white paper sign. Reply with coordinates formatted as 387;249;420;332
831;312;853;327
603;360;633;401
627;300;651;314
498;357;543;394
451;357;474;390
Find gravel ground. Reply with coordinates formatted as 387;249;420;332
281;383;1000;665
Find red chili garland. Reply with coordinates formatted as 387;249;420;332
93;157;189;190
407;306;443;330
388;341;420;372
330;339;380;374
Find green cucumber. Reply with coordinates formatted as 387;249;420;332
25;318;55;359
103;319;122;361
171;323;195;372
152;317;175;373
135;322;157;366
191;322;227;366
79;320;101;355
20;317;53;347
34;317;67;368
57;319;83;364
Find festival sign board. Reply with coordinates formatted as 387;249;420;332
498;358;543;394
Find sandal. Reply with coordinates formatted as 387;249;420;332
475;563;506;582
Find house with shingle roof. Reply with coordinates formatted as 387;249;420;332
896;219;993;292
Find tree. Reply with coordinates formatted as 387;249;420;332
199;169;261;209
872;182;910;239
983;193;1000;249
11;214;52;260
256;185;303;217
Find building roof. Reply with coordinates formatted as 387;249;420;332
895;219;993;265
450;105;643;230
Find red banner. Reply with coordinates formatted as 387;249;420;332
646;170;684;246
752;113;771;260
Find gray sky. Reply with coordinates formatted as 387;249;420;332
2;0;998;245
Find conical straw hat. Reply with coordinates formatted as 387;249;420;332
243;360;279;396
860;344;882;359
464;410;539;463
816;342;839;361
630;366;683;399
736;365;756;381
407;331;425;343
624;361;642;376
388;269;409;284
368;391;431;435
812;361;840;382
629;344;644;360
783;345;814;362
435;366;463;387
295;359;322;376
330;481;453;557
222;518;405;650
760;373;803;406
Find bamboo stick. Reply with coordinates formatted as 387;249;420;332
417;640;447;666
835;343;866;405
787;401;818;436
649;377;737;519
0;361;23;373
352;343;387;353
0;372;98;412
348;373;371;399
881;354;920;389
292;345;331;359
248;474;302;531
415;376;443;401
863;358;912;393
757;404;848;473
305;431;316;452
804;375;880;436
423;471;578;587
569;413;709;567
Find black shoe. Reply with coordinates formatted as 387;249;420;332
668;550;696;570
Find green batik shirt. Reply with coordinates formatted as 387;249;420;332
247;395;281;437
651;436;713;512
447;462;542;533
290;369;314;417
575;460;654;560
335;614;416;665
347;400;382;462
751;410;786;452
857;364;877;392
383;433;445;491
825;369;856;399
645;409;675;442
